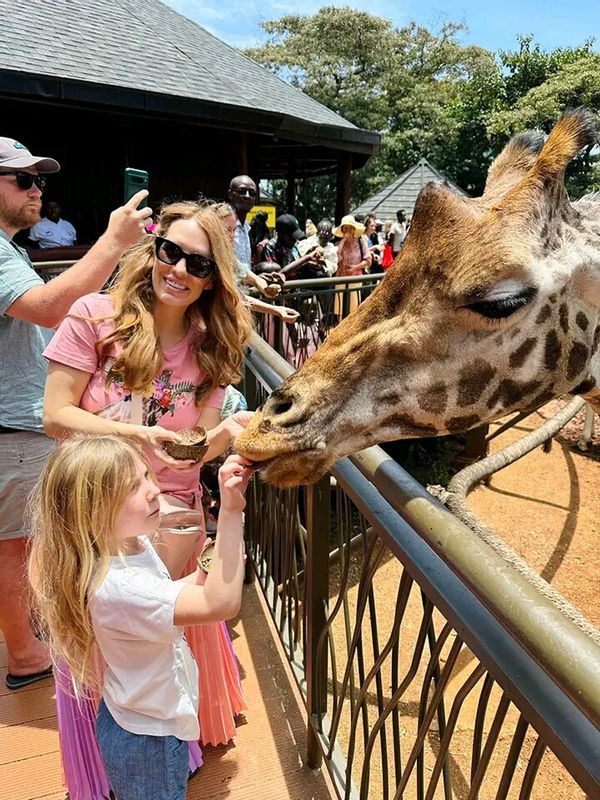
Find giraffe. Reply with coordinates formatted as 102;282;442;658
236;109;600;487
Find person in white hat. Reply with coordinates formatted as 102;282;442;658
333;214;372;316
0;136;153;690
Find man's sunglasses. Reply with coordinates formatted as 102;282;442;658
231;187;256;198
154;236;217;279
0;172;47;191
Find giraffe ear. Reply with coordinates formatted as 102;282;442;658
531;107;597;183
499;108;598;216
483;130;545;202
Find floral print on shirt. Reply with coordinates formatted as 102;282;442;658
98;366;196;427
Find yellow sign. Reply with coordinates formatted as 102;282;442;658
246;204;276;228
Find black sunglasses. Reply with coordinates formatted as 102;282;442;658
0;172;47;191
155;236;217;279
231;187;256;198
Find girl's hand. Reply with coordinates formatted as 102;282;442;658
133;425;198;472
218;454;254;512
276;306;300;323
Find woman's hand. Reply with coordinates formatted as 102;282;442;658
202;411;255;462
223;411;254;442
132;425;199;472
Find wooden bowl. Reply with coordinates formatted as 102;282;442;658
164;426;209;463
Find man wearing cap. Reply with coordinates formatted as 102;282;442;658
0;136;152;690
260;213;323;280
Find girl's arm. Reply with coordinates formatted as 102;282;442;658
43;362;186;468
173;455;252;624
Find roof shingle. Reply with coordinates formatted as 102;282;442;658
0;0;359;131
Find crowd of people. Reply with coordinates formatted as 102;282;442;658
0;136;409;800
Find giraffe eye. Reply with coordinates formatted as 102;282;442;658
465;287;537;320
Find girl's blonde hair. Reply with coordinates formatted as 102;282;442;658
101;200;253;403
28;435;147;694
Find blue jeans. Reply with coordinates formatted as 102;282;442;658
96;699;189;800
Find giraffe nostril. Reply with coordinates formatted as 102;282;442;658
272;400;293;416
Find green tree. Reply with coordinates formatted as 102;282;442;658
489;39;600;198
245;11;599;212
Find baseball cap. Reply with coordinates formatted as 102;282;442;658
0;138;60;173
275;213;305;241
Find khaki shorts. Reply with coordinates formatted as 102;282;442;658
0;431;55;540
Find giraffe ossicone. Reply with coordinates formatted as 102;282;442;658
236;109;600;487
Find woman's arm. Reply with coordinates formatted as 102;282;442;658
43;362;185;465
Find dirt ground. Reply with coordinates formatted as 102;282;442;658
469;399;600;630
327;399;598;799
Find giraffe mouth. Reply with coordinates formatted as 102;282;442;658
243;447;331;487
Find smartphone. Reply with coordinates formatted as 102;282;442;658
124;168;149;207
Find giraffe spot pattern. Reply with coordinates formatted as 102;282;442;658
487;379;543;410
570;376;596;396
384;413;437;436
558;304;569;334
417;383;448;414
457;361;496;408
544;330;561;370
379;392;402;405
576;312;590;332
509;338;536;369
566;342;589;382
446;414;481;433
527;386;556;410
536;305;552;324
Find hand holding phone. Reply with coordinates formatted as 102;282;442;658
124;168;149;208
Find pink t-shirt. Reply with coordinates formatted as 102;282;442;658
43;293;225;497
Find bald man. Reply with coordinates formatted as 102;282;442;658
227;174;257;269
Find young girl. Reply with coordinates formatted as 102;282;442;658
42;200;253;797
29;435;253;800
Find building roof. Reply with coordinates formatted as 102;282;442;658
0;0;378;156
352;158;468;218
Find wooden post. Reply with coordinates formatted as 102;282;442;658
236;132;248;175
335;152;352;223
286;160;296;214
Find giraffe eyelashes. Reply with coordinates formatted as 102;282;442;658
464;287;538;321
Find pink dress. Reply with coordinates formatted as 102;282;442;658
336;236;372;315
44;293;245;798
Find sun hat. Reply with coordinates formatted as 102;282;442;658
0;138;60;173
333;214;365;239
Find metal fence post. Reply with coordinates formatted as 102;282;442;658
305;474;331;769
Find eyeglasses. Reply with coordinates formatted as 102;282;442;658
231;187;256;198
155;236;217;279
0;172;47;191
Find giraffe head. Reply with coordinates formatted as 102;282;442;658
237;109;600;486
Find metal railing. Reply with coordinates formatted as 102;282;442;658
242;333;600;800
249;273;384;368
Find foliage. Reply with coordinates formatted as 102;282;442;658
245;11;600;214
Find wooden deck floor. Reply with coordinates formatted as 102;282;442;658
0;582;336;800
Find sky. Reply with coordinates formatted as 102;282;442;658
164;0;600;53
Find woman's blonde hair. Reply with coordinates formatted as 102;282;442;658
28;435;147;694
101;200;253;403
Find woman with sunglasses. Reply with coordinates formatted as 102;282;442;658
42;201;254;799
